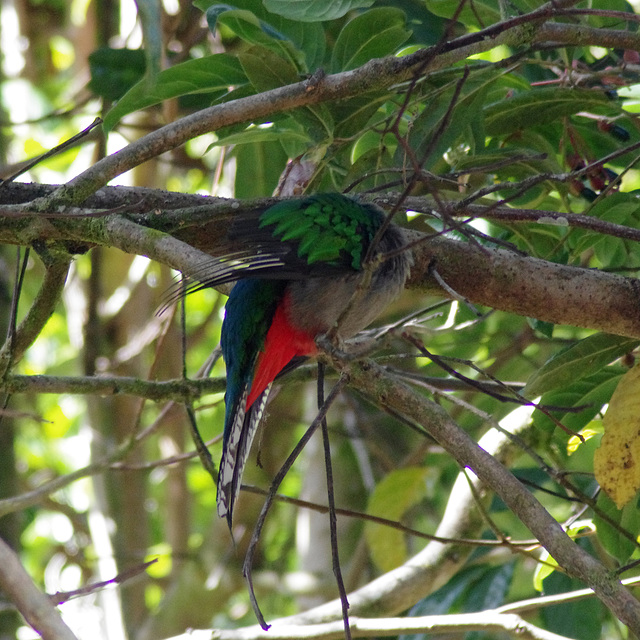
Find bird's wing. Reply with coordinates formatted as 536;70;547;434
186;194;387;291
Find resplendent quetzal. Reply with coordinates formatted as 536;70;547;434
203;193;411;525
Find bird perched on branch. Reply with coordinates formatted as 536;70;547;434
200;193;411;526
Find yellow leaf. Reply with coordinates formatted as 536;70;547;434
594;364;640;508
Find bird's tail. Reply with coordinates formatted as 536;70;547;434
217;384;272;527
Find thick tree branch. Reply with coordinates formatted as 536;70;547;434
408;233;640;339
1;195;639;338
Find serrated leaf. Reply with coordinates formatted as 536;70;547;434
331;8;411;73
263;0;375;22
365;467;427;572
594;364;640;508
485;88;614;136
524;334;639;398
102;54;246;132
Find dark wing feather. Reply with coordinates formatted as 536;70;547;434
180;194;388;293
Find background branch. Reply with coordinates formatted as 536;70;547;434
0;536;78;640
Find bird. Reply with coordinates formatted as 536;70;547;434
198;193;411;526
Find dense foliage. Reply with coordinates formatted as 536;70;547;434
2;1;640;639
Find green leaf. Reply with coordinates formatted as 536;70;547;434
594;490;640;563
524;334;639;398
533;549;559;591
216;9;306;70
485;88;614;136
425;0;500;29
462;562;515;612
331;8;411;72
234;139;288;197
541;554;606;640
332;92;388;138
195;0;326;69
238;46;300;92
365;467;428;572
210;124;310;148
263;0;375;22
239;47;334;142
569;193;640;270
532;366;624;435
102;54;246;132
405;66;503;171
136;0;163;78
425;0;545;29
205;3;287;41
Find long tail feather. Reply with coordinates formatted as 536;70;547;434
217;384;272;526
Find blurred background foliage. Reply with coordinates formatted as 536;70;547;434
2;0;640;638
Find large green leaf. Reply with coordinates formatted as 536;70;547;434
485;88;615;136
213;8;306;70
102;54;246;132
532;366;624;434
594;490;640;563
365;467;428;572
524;334;639;398
195;0;326;69
541;554;606;640
239;47;333;142
234;138;288;197
263;0;375;22
330;7;411;72
210;124;310;148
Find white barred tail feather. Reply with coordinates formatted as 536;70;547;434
216;384;273;524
